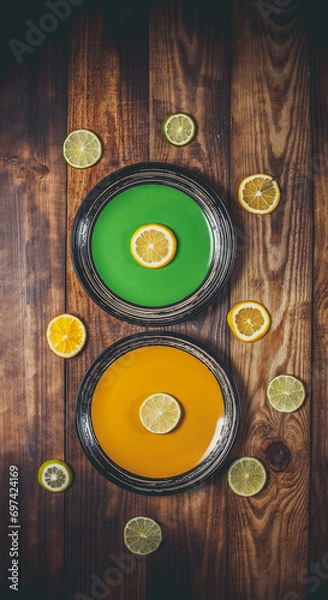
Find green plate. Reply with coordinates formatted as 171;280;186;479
71;162;235;325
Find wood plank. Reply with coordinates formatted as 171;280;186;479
148;1;231;598
308;5;328;599
65;2;150;598
0;35;67;599
228;1;312;599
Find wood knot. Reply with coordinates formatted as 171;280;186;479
2;155;49;180
265;441;291;472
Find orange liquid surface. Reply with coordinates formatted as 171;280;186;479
91;346;225;478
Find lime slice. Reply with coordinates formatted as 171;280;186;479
228;457;267;497
38;459;74;493
124;516;162;555
162;113;197;146
267;375;305;413
139;393;181;434
62;129;102;168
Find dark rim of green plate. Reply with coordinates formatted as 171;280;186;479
71;162;236;325
75;331;240;496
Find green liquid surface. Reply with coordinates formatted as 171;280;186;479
91;184;213;306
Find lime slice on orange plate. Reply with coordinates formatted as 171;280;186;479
139;393;181;434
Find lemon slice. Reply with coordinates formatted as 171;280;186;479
38;459;74;493
227;301;270;342
46;313;86;358
62;129;102;169
139;393;181;434
162;112;197;146
238;174;281;214
130;224;177;269
228;457;267;497
124;516;162;555
267;374;305;413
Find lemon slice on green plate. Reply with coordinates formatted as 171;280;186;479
130;224;177;269
124;516;162;555
38;459;74;493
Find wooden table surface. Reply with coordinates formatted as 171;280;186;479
1;1;327;599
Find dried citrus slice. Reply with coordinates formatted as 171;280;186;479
238;174;280;214
38;459;74;493
227;301;270;342
124;516;162;555
162;112;197;146
62;129;102;169
46;313;86;358
139;393;181;434
228;457;267;497
267;374;305;413
130;224;177;269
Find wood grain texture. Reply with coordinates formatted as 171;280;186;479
228;1;312;599
149;0;231;351
1;1;327;599
0;36;67;599
148;1;231;599
308;5;328;599
65;2;149;598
